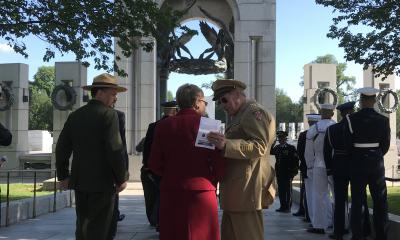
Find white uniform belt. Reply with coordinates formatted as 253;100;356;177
354;143;379;148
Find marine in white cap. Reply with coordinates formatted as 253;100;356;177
345;87;389;240
304;104;336;234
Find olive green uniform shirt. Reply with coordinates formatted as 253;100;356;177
56;99;129;192
220;100;275;211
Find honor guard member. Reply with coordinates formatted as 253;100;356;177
207;79;275;240
305;104;336;234
324;102;371;240
294;114;320;220
141;100;178;228
345;87;390;240
270;131;299;213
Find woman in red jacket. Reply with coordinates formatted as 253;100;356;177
148;83;224;240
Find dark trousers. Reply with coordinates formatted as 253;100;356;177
108;194;120;239
295;176;306;214
75;190;116;240
350;166;387;240
277;174;292;210
333;174;349;237
140;168;158;226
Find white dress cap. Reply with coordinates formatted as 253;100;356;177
320;103;335;110
306;114;321;121
357;87;379;96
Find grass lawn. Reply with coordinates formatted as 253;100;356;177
0;184;53;202
366;186;400;216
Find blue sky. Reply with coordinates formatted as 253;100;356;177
0;1;392;102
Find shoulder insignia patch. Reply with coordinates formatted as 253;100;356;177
254;111;262;121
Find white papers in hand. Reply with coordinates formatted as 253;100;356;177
195;117;222;149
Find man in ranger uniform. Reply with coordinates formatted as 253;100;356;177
270;130;299;213
305;104;336;234
344;87;390;240
207;79;275;240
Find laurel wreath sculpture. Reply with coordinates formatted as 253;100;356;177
376;88;399;114
313;87;338;111
51;82;77;111
0;83;15;111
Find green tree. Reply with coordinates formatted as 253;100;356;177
397;90;400;137
312;54;357;103
167;90;174;101
1;1;180;75
29;67;55;131
276;88;303;126
315;0;400;78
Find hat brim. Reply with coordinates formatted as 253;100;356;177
212;88;235;101
82;85;127;92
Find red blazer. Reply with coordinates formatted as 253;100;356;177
148;108;224;191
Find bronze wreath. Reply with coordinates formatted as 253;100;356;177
313;87;338;111
51;83;77;111
0;83;15;111
377;88;399;114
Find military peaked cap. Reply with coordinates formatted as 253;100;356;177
357;87;379;96
336;101;355;112
211;79;247;101
161;100;178;109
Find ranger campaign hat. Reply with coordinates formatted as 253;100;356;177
82;73;127;92
161;100;178;109
306;113;321;122
336;101;355;112
211;79;247;101
357;87;379;96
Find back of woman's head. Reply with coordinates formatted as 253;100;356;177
176;84;203;109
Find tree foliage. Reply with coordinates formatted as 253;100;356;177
0;0;180;76
312;54;357;103
276;88;303;125
315;0;400;78
29;66;55;131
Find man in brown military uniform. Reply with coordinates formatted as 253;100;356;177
207;79;275;240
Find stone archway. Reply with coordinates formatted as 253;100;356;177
116;0;276;180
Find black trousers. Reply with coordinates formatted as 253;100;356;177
276;174;292;210
140;168;158;226
350;166;387;240
108;194;120;239
75;190;116;240
333;173;371;237
295;176;306;214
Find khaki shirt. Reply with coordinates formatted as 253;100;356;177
220;100;275;211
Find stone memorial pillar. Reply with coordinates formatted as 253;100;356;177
0;63;29;170
303;63;337;128
278;123;286;132
288;122;295;140
51;62;87;169
363;67;399;179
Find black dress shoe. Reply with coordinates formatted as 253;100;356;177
307;227;325;234
292;211;305;217
276;208;290;213
117;214;125;222
329;233;343;240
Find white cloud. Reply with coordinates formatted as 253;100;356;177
0;43;13;53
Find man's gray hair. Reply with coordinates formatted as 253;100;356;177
176;84;203;109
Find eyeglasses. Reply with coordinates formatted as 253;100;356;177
199;99;208;106
218;97;228;104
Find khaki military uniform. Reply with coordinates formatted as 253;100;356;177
220;100;275;240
